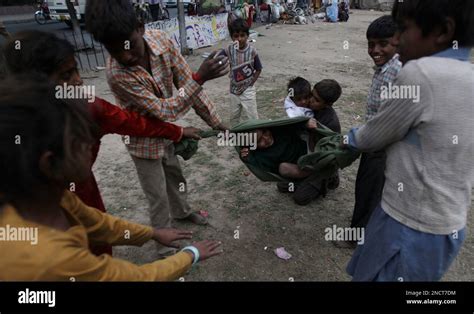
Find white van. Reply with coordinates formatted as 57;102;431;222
47;0;86;26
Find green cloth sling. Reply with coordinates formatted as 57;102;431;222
174;129;220;161
175;117;360;182
231;117;360;182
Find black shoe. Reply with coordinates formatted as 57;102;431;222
293;179;327;206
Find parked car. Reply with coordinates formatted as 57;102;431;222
46;0;85;27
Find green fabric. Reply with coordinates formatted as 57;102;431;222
231;117;360;182
230;116;310;133
246;128;308;174
174;130;220;161
297;134;360;173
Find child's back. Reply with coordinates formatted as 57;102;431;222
364;54;474;234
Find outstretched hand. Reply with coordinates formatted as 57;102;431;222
192;240;223;261
152;228;193;248
196;50;229;83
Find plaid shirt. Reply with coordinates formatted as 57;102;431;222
107;29;221;159
366;53;402;122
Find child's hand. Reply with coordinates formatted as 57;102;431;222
240;147;250;159
196;50;229;83
191;240;223;261
183;127;202;140
214;123;229;131
152;228;193;248
306;118;318;129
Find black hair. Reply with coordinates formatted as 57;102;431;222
86;0;141;44
392;0;474;47
0;77;96;204
229;18;250;36
314;79;342;105
2;31;75;76
287;77;311;100
366;15;398;39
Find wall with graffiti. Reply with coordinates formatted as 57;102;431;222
146;13;229;49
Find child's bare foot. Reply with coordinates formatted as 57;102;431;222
178;212;208;225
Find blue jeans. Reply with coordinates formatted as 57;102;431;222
347;204;465;281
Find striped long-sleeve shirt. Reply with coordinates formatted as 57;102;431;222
365;53;402;121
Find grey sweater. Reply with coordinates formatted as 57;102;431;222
354;56;474;235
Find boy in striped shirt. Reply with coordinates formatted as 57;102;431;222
222;18;263;127
349;15;402;233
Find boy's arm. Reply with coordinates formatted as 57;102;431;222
89;98;183;142
167;37;223;129
347;62;433;152
250;54;263;86
63;190;156;246
46;244;193;281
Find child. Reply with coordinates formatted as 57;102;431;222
223;18;263;126
0;78;222;280
350;16;402;233
338;0;349;22
308;79;342;133
284;77;314;118
324;0;338;23
287;79;343;206
240;124;317;179
2;30;203;256
86;0;228;257
346;0;474;281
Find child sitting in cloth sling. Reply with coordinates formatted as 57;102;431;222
240;118;318;180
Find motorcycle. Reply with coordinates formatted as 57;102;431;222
35;0;51;25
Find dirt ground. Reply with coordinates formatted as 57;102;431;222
84;9;474;281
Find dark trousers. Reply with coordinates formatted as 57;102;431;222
350;151;386;228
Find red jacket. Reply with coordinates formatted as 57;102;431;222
74;97;183;255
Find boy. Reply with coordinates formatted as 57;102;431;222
1;30;203;256
350;16;402;233
346;0;474;281
0;78;222;281
284;77;314;118
86;0;228;257
308;79;342;133
289;79;342;205
223;18;263;126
